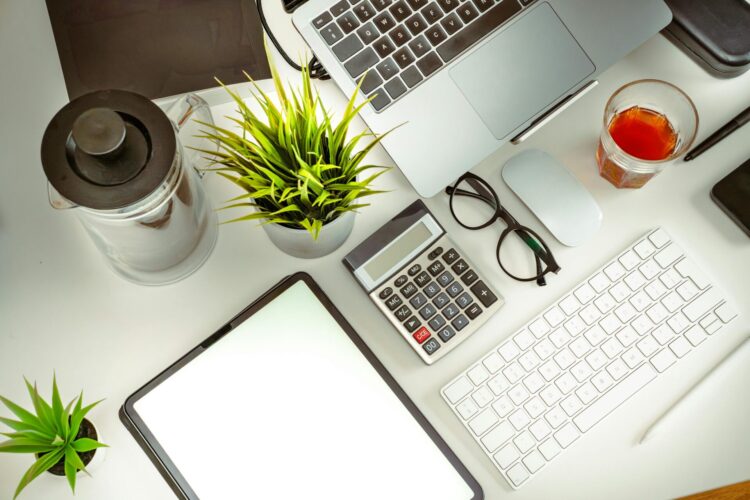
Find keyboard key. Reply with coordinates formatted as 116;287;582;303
456;292;473;308
412;326;430;343
683;288;723;322
604;261;626;281
437;0;460;10
373;12;397;32
555;372;577;394
408;35;431;57
715;303;738;323
400;282;418;298
472;0;493;12
425;24;448;46
395;275;408;287
428;314;446;330
406;0;428;9
439;12;463;37
456;1;479;23
452;314;469;331
393;47;416;68
389;25;412;46
466;303;482;319
503;362;525;384
561;394;582;416
421;2;445;22
529;420;551;440
549;329;571;349
506;463;530;487
554;422;580;448
498;342;519;362
379;287;393;299
584;325;606;346
508;384;530;405
677;280;699;302
313;11;334;29
384;77;407;99
456;398;478;419
492;395;513;417
423;281;440;297
400;65;423;87
559;295;581;315
619;250;640;270
416;51;444;76
637;335;658;356
523;450;545;473
509;408;531;430
483;353;504;373
654;243;684;268
427;260;445;276
353;1;377;21
373;36;396;57
675;258;711;289
389;0;412;21
634;239;656;259
576;381;597;403
539;438;561;460
394;304;411;321
514;431;535;453
606;359;628;380
472;386;494;407
385;294;402;310
414;270;431;287
405;12;429;34
470;281;498;306
409;292;427;308
371;0;393;10
422;337;441;355
337;12;361;33
684;324;707;346
320;23;345;44
639;259;661;280
650;348;677;372
669;336;691;357
331;0;350;15
544;407;566;429
660;268;683;289
443;303;460;319
437;270;455;287
469;408;498;435
344;47;379;77
419;303;437;320
444;376;473;403
648;228;670;248
481;421;514;452
523;372;544;393
622;347;644;368
356;21;380;43
494;443;520;469
529;318;551;338
438;326;456;342
574;364;656;432
433;292;450;308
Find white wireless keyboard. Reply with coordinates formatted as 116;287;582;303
441;228;738;489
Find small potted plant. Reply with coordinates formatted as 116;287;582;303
198;54;391;258
0;376;107;499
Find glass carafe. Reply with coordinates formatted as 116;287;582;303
41;91;218;285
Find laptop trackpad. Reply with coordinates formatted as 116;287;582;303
450;3;595;140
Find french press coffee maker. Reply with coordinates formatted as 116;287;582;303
41;90;218;285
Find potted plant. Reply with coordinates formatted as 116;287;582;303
197;54;392;259
0;376;107;499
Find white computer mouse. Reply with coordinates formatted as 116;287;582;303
502;149;602;247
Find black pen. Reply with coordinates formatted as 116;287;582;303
684;104;750;161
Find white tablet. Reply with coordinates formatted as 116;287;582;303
121;273;482;500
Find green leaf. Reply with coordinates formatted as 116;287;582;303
0;416;53;439
69;398;102;441
65;456;77;493
51;375;65;436
65;445;87;474
13;448;65;499
0;438;58;454
22;379;57;435
72;438;107;453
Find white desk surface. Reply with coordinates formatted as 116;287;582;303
1;1;749;499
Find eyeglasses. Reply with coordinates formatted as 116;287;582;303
445;172;560;286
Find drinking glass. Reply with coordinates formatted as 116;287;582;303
596;79;698;188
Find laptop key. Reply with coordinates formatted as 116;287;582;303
333;34;365;61
421;2;444;23
384;77;407;99
330;0;350;16
357;22;380;44
393;47;416;68
353;1;377;21
406;0;428;10
373;11;397;32
401;65;423;87
425;25;448;46
437;0;521;62
437;0;459;12
389;0;412;21
368;89;391;110
405;13;429;35
389;25;412;46
408;35;431;57
416;51;443;76
376;57;400;80
373;36;396;57
456;2;478;23
371;0;393;10
472;0;492;13
360;70;383;93
439;12;463;35
312;11;333;29
337;12;361;33
344;47;379;77
320;23;345;45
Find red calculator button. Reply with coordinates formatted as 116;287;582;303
413;327;431;344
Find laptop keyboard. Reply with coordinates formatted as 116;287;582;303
312;0;536;111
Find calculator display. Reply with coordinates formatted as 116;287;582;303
364;222;432;281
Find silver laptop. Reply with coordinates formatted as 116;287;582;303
293;0;671;197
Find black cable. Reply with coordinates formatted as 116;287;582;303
255;0;330;80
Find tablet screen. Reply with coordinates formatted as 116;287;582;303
132;280;476;499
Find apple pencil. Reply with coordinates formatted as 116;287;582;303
639;336;750;445
684;105;750;161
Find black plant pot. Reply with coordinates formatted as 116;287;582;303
35;418;98;476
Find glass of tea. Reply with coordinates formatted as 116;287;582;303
596;79;698;188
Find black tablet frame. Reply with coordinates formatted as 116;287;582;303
120;272;483;500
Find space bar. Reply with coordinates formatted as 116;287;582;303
437;0;522;62
573;364;657;432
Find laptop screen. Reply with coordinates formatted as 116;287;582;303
132;281;476;499
46;0;271;99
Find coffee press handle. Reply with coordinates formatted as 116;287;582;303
164;93;217;179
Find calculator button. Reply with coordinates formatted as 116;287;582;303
401;282;418;298
466;303;483;319
452;314;469;331
424;282;440;298
395;304;412;320
456;292;474;308
428;261;445;276
412;326;431;343
443;248;459;264
428;247;444;259
395;275;408;287
433;292;450;308
379;287;393;299
408;263;422;276
429;314;446;330
447;281;464;297
423;337;441;355
385;294;403;310
443;303;460;319
419;303;438;320
461;269;479;286
437;271;455;287
438;326;456;342
410;292;427;308
451;259;469;275
471;280;498;307
415;271;431;287
404;316;421;332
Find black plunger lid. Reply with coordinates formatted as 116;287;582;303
41;90;176;210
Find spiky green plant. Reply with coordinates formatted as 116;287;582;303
0;377;107;499
196;51;392;239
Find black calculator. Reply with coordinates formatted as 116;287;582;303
344;200;505;364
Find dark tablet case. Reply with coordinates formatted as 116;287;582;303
46;0;271;100
119;272;483;500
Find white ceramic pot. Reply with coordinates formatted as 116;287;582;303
261;211;355;259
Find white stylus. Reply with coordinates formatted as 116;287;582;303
639;336;750;445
